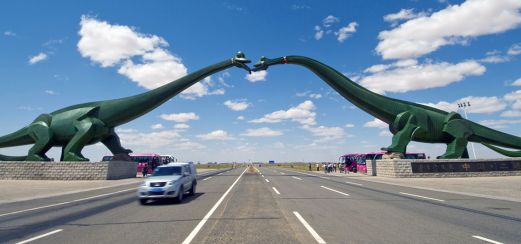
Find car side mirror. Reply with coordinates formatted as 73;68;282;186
183;171;189;176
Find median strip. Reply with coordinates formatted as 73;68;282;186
320;186;349;196
182;167;247;244
16;229;63;244
293;211;326;244
399;192;445;202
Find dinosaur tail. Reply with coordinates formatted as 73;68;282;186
0;126;32;148
481;143;521;157
0;154;27;161
470;121;521;157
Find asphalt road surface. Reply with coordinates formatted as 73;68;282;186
1;167;520;244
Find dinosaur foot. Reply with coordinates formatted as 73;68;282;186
63;152;90;161
26;154;51;161
112;153;132;161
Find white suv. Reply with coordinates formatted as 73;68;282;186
137;162;197;205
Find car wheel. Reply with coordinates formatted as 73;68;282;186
176;186;184;203
139;199;148;205
189;182;196;196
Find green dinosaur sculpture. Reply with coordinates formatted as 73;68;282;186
0;52;251;161
253;55;521;159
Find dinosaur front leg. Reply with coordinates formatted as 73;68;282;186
62;118;98;161
438;119;472;159
381;112;418;153
26;114;54;161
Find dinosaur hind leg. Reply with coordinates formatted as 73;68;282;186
438;119;471;159
26;116;54;161
102;130;133;161
381;112;419;154
62;118;98;161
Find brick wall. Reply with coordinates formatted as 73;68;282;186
367;159;521;178
0;161;137;180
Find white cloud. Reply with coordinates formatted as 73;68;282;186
359;60;485;94
383;9;427;23
4;31;16;36
479;119;521;129
197;130;234;140
480;54;510;63
28;53;48;64
250;100;316;125
376;0;521;59
507;43;521;55
314;25;324;40
237;116;245;120
241;127;283;137
174;141;206;150
345;123;355;128
501;110;521;117
302;125;348;142
335;22;358;42
379;130;393;137
77;16;188;90
246;70;268;82
323;15;340;27
173;123;190;129
423;96;506;114
363;118;388;129
224;99;250;111
504;90;521;110
511;77;521;86
151;123;164;129
160;112;199;122
119;129;181;148
44;90;56;95
309;93;322;99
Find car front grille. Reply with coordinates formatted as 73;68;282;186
149;182;166;187
149;191;164;196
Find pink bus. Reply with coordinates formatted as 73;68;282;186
102;153;161;174
340;151;426;173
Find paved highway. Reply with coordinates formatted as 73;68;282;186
1;167;520;243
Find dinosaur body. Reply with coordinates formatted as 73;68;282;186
253;55;521;158
0;52;251;161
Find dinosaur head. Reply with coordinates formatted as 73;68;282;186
232;51;252;74
252;56;285;72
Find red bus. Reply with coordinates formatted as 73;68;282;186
339;151;426;173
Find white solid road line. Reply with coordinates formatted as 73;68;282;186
320;186;350;196
320;176;329;179
265;179;270;183
202;177;212;181
15;229;63;244
217;173;223;175
293;211;326;244
0;188;135;218
182;167;247;244
399;192;445;202
472;235;503;244
280;172;286;175
272;187;281;195
345;181;363;186
292;176;303;180
261;175;265;178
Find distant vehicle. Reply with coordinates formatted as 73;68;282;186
339;151;426;173
159;155;176;164
137;162;197;204
102;153;161;174
268;160;275;164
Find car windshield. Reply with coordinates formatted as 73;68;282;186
151;166;182;176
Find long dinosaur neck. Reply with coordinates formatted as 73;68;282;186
101;59;235;127
283;56;405;124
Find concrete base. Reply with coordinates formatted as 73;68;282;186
366;158;521;178
0;161;137;180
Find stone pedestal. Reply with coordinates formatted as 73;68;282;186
366;158;521;178
0;161;137;180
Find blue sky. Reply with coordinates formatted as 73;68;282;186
1;0;521;162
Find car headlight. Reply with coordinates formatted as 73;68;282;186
167;181;175;186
